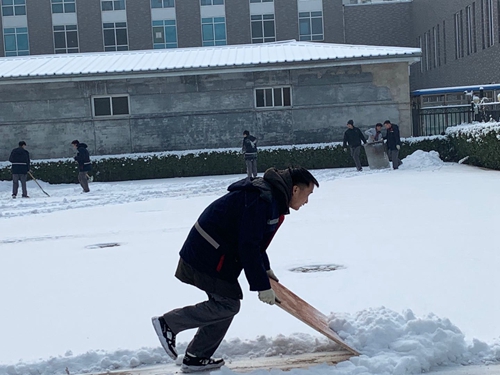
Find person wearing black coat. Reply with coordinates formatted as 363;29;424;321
383;120;402;169
71;140;92;192
242;130;258;179
342;119;367;171
151;167;319;372
9;141;30;198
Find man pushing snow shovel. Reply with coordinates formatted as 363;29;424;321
152;167;319;372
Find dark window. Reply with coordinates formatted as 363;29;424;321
93;96;130;117
255;87;292;108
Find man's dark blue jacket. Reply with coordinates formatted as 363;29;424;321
177;169;292;299
9;147;30;174
74;143;92;172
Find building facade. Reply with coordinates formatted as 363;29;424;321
0;0;498;90
0;42;419;159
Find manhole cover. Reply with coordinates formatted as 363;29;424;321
85;243;121;249
289;264;345;273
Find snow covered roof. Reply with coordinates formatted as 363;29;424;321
0;41;420;82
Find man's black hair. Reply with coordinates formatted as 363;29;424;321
289;167;319;188
383;120;391;125
71;139;79;145
18;141;26;147
243;130;250;136
376;123;383;127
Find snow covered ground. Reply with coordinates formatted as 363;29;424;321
1;150;499;375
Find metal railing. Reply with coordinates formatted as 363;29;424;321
412;105;473;136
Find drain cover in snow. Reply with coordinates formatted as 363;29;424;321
289;264;345;273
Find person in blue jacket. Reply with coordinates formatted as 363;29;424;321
152;166;319;373
9;141;30;198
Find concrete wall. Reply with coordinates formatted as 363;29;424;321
26;0;54;55
0;62;412;160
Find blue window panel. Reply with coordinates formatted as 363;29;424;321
4;34;16;51
152;20;163;26
213;0;223;4
14;0;24;4
52;4;63;12
299;19;310;36
165;19;175;26
165;42;176;48
14;5;25;15
202;24;214;41
214;23;225;41
2;6;13;15
165;25;177;43
311;18;323;35
64;3;75;12
2;0;14;5
151;0;162;8
200;0;210;5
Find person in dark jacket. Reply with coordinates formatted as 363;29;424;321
71;140;92;192
342;119;367;171
242;130;258;179
152;167;319;373
383;120;402;169
9;141;30;198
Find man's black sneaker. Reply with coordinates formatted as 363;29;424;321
181;353;225;373
151;316;177;360
12;194;16;199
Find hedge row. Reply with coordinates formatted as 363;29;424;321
0;123;497;184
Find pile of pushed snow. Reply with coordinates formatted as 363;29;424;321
2;307;499;375
400;150;444;170
330;307;500;374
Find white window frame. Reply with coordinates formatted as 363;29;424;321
51;0;76;14
3;27;29;56
201;17;227;46
103;22;129;51
53;24;79;53
200;0;224;5
254;87;292;109
454;11;464;59
152;19;177;49
101;0;126;11
251;14;275;43
1;0;26;16
151;0;174;8
92;95;130;118
298;11;324;41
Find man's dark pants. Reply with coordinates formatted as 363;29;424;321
350;146;362;171
12;173;28;197
163;292;240;358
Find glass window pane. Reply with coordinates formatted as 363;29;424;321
264;88;273;106
263;20;275;37
214;23;225;40
116;28;128;45
274;88;282;106
165;26;176;43
2;0;14;5
103;29;115;45
101;1;112;11
311;18;322;34
116;22;126;27
299;19;310;35
283;87;291;106
14;5;25;15
52;3;63;12
114;0;125;10
2;6;14;16
4;34;16;51
164;0;174;7
54;32;66;48
255;89;264;107
112;96;129;115
14;0;24;4
153;26;164;43
251;21;262;38
200;0;210;5
202;24;214;41
213;0;223;4
94;98;111;116
64;3;75;12
67;31;78;47
17;33;28;50
151;0;162;8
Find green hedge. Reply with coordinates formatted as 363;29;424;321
0;125;497;184
446;123;500;170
